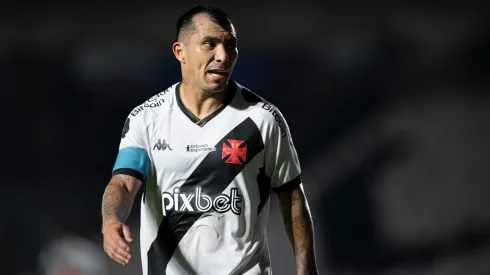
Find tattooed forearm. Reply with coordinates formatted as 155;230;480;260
278;186;318;275
101;175;135;225
280;199;294;245
292;212;316;274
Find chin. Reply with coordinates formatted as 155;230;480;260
204;81;228;93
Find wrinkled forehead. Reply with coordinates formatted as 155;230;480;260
192;14;237;40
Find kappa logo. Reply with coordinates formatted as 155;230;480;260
222;139;247;165
153;139;172;151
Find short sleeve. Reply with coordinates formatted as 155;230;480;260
119;113;146;150
112;112;151;182
263;105;302;192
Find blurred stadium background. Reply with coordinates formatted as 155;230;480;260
1;1;489;275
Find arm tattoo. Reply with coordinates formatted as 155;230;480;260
102;175;134;225
280;194;294;245
279;187;318;275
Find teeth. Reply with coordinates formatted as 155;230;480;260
209;72;225;76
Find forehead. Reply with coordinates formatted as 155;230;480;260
191;14;236;40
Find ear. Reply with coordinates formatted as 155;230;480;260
172;42;186;64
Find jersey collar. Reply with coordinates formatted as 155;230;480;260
175;81;237;127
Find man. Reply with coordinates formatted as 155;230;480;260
101;5;318;275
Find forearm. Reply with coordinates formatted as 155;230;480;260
291;196;317;275
101;175;137;225
280;187;318;275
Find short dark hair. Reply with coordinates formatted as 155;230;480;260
176;5;233;43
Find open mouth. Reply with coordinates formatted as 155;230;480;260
207;70;228;78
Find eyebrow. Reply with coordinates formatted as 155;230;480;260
202;36;237;42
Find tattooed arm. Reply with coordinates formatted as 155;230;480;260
101;174;142;265
277;184;318;275
102;174;141;225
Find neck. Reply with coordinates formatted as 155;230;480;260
179;81;231;120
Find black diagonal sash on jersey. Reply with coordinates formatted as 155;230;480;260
147;117;264;275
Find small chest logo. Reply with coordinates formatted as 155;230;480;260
153;139;172;151
222;139;247;164
186;144;216;153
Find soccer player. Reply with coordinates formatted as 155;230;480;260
101;5;318;275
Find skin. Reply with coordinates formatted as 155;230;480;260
172;13;238;119
101;174;141;265
102;12;319;274
277;184;319;275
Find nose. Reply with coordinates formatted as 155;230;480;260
214;44;229;63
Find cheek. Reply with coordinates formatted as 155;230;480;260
188;58;203;73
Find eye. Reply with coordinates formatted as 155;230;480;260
203;41;215;48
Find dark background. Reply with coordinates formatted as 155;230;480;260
1;1;489;275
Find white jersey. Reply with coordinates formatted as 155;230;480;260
112;81;302;275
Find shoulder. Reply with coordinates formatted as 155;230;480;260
127;83;177;121
235;81;279;115
235;82;290;139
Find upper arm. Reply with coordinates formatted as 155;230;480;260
110;110;151;196
276;183;305;209
263;104;302;194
